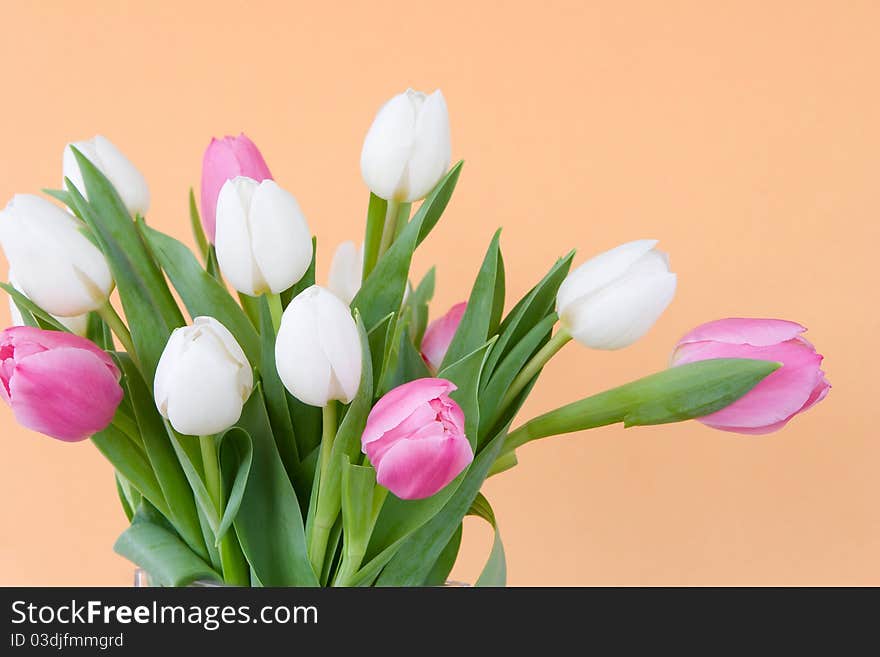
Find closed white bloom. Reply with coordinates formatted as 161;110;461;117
328;241;364;305
154;316;254;436
557;239;677;350
7;271;88;336
0;195;114;317
63;135;151;217
275;285;362;407
215;177;313;296
360;88;451;202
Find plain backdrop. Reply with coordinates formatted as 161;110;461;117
0;1;876;585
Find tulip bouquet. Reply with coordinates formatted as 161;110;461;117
0;89;829;587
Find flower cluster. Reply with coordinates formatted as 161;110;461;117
0;89;829;586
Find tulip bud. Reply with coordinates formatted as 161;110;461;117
154;316;254;436
360;88;451;202
362;378;473;500
7;271;88;337
556;239;676;350
275;285;361;407
215;177;313;296
327;241;364;305
672;318;830;434
201;134;273;243
0;195;114;317
63;135;150;217
420;301;466;371
0;326;122;441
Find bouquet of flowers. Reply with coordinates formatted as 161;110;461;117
0;88;829;586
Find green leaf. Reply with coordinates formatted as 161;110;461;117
505;358;783;450
258;296;299;472
440;229;503;370
65;150;184;379
407;267;436;346
91;425;170;521
482;250;574;382
422;523;462;586
233;386;318;586
114;473;138;522
0;283;69;332
372;428;508;586
367;313;395;393
438;338;497;449
217;428;253;544
114;519;220;587
479;313;557;438
115;354;209;562
339;459;378;572
353;162;463;330
141;223;261;367
362;193;388;280
469;493;506;587
87;312;114;351
487;450;518;477
189;187;209;262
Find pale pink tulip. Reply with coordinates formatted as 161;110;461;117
200;134;272;242
421;302;466;371
672;318;830;434
0;326;123;441
362;378;473;500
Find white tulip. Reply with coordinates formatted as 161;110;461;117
154;316;254;436
275;285;362;407
328;241;364;305
360;88;451;202
63;135;150;217
215;177;313;296
7;271;89;336
0;195;114;317
556;239;677;350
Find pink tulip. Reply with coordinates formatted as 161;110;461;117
200;134;273;242
421;302;466;371
672;318;830;434
0;326;123;442
362;378;473;500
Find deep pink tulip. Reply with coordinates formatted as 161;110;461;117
421;302;466;371
0;326;123;442
200;134;273;242
362;378;473;500
672;318;830;434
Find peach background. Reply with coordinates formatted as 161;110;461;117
1;1;877;586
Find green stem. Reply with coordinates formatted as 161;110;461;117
376;199;401;261
97;301;139;368
308;403;338;575
267;293;283;332
199;435;249;586
497;328;571;416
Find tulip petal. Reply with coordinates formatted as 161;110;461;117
360;93;417;201
361;378;458;447
8;347;122;441
275;288;334;407
3;326;118;373
92;136;151;216
0;195;113;316
249;181;313;294
556;239;659;314
420;301;467;371
328;241;364;305
215;177;264;295
163;330;249;436
675;340;823;429
565;270;677;349
404;90;452;202
676;318;806;348
314;289;362;403
375;432;474;500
